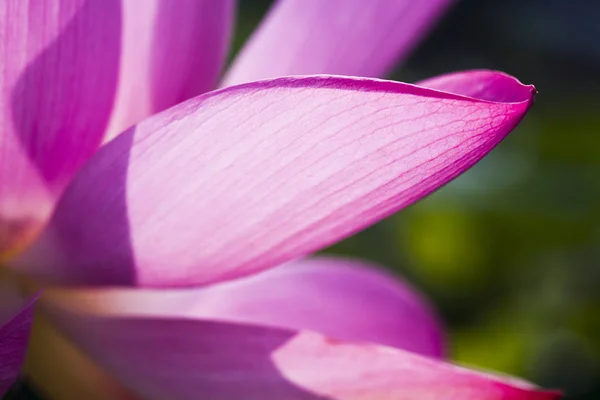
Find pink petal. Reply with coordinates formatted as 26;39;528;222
43;256;444;357
104;0;234;140
0;0;121;253
0;0;233;255
0;285;37;397
416;70;539;101
14;72;535;287
43;303;560;400
222;0;454;86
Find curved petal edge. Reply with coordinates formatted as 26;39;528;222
43;304;560;400
15;72;535;287
223;0;455;85
41;256;445;357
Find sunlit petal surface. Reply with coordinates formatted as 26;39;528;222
104;0;235;140
14;72;535;287
223;0;454;85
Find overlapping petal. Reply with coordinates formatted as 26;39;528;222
13;71;535;287
104;0;235;140
0;0;121;254
0;285;37;397
223;0;454;85
42;301;559;400
0;0;234;256
27;256;442;399
42;256;444;357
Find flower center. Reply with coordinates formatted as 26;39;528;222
0;217;39;263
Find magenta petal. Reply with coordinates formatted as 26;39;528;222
104;0;235;140
178;256;444;357
15;72;535;287
416;69;538;101
0;286;37;397
0;0;121;192
222;0;454;85
44;304;560;400
43;256;444;357
0;0;234;250
0;0;121;247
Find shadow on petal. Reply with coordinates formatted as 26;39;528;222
13;73;534;287
13;124;136;286
47;308;334;400
41;296;560;400
11;0;122;193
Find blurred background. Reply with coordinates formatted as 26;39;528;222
235;0;599;398
8;0;599;399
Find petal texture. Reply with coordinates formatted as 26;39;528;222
44;304;560;400
15;72;535;287
0;0;234;256
223;0;454;86
43;256;444;357
0;285;37;397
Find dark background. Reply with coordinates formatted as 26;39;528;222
8;0;600;399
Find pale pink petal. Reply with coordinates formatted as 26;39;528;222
0;285;37;397
223;0;454;86
43;303;560;400
0;0;234;256
14;72;535;287
0;0;121;254
43;256;444;357
104;0;235;140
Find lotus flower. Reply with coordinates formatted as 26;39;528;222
0;0;559;399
